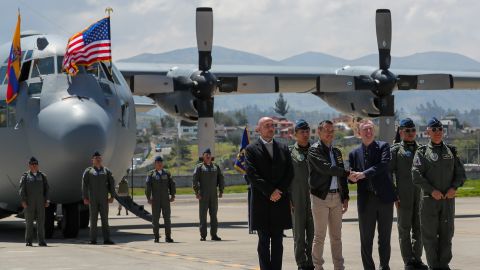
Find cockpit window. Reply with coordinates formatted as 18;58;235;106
24;50;33;61
57;56;64;74
30;57;55;78
0;66;6;84
0;100;17;128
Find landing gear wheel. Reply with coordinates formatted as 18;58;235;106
79;208;89;229
45;203;56;239
61;203;79;238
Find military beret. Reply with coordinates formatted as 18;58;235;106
203;148;211;155
399;118;415;128
295;119;310;131
29;157;38;164
154;156;163;162
427;117;442;128
92;151;101;157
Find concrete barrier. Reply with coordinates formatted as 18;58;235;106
127;173;247;188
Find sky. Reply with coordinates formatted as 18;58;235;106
0;0;479;62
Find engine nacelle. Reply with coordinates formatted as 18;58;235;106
152;90;198;123
316;91;393;118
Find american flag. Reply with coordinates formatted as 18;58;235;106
63;17;111;75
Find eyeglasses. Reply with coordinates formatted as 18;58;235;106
403;128;416;133
430;127;443;132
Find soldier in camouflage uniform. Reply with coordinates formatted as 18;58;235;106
82;151;116;245
193;148;225;241
289;120;314;270
146;156;176;243
19;157;49;247
412;117;466;270
390;118;428;270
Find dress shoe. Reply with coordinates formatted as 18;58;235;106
165;237;174;243
103;240;115;245
211;235;222;241
39;242;47;247
412;260;428;270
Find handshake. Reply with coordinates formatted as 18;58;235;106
348;171;366;183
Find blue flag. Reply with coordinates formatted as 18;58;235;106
234;127;250;174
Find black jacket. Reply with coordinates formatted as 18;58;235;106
349;140;398;211
308;140;349;202
245;138;294;231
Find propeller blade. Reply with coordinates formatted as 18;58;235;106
397;74;453;90
194;98;215;159
317;75;375;92
196;7;213;71
376;9;392;70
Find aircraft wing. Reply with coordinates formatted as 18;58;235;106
115;62;338;95
390;68;480;90
116;62;480;97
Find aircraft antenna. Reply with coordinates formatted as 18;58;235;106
17;0;70;35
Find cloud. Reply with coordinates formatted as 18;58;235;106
0;0;479;62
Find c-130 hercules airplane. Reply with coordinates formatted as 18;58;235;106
0;8;479;238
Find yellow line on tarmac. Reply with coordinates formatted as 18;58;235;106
109;244;257;269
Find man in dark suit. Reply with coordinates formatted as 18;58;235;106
349;119;398;270
245;117;294;270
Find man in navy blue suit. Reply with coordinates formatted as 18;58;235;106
349;119;398;270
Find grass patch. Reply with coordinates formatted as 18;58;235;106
130;180;480;198
457;179;480;197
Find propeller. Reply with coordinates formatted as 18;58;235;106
318;9;453;116
192;7;217;160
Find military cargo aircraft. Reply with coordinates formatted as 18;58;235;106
0;8;479;238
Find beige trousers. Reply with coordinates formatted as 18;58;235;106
311;193;345;270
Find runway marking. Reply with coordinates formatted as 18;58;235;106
107;244;258;269
6;250;34;253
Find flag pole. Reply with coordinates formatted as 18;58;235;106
105;7;113;75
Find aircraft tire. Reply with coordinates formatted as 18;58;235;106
45;203;56;238
79;208;89;229
61;203;79;238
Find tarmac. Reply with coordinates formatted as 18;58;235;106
0;194;479;270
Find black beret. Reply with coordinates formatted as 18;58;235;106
399;118;415;128
29;157;38;164
295;119;310;131
427;117;442;128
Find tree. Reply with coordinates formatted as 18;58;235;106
149;120;160;136
214;111;236;126
274;93;289;116
169;138;191;164
234;110;248;126
160;115;175;128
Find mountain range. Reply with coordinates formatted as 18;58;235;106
126;46;480;114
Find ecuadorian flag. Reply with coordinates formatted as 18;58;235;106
234;127;250;174
6;13;21;104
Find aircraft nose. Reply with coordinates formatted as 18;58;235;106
37;98;110;159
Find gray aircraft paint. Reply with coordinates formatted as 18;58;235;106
0;33;136;213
